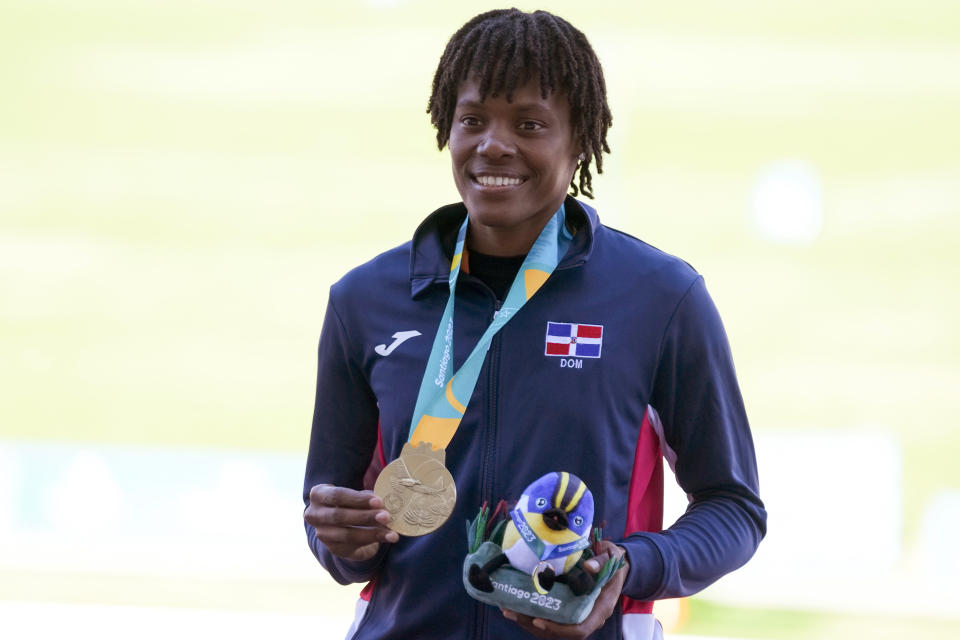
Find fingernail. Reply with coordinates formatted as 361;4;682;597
386;532;399;543
532;619;546;630
502;610;516;621
585;559;599;571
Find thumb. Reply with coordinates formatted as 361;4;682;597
584;552;608;573
349;541;381;561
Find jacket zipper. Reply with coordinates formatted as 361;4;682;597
482;296;502;504
483;297;502;505
475;293;501;640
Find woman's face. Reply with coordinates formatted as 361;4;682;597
448;77;579;256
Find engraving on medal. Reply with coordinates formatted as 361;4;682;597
384;492;405;513
374;441;457;537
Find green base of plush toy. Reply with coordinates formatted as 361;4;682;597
462;508;624;625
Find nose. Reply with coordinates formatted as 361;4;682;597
477;123;515;158
542;508;569;531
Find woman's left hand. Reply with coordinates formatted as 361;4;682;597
499;540;629;639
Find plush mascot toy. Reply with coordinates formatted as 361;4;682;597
469;471;596;596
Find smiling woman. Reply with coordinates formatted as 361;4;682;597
301;8;765;640
427;10;613;261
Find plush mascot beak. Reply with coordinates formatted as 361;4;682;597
542;507;569;531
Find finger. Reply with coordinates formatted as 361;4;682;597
330;541;381;562
522;615;590;640
584;552;609;573
312;524;397;547
500;609;536;629
529;617;582;638
305;503;391;529
500;609;555;639
586;540;627;572
352;541;382;561
309;484;383;509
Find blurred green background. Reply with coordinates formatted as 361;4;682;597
2;0;958;638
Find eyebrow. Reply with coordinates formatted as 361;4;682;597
455;98;550;113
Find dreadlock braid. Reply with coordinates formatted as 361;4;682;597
427;9;612;199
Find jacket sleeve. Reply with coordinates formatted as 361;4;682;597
619;276;767;600
302;286;387;584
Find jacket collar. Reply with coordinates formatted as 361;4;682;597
409;195;599;299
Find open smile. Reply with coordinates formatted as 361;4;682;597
471;173;528;189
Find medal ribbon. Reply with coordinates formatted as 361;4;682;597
408;204;572;450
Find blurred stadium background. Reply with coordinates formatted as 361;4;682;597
2;0;958;638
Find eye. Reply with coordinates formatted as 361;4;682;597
573;515;584;527
519;120;544;131
535;497;547;508
460;115;481;127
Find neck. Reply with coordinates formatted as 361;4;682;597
466;226;537;256
465;208;560;257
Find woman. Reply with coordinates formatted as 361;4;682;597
303;9;765;640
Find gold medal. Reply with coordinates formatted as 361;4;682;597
374;441;457;537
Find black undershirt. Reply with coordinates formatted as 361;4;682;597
463;203;585;302
467;250;526;302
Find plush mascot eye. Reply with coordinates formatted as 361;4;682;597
573;515;584;527
536;497;547;508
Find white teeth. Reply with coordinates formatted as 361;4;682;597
476;175;523;187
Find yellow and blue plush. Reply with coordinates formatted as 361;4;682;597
468;471;596;596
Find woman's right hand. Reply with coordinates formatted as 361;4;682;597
304;484;400;561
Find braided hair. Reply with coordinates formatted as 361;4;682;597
427;9;612;199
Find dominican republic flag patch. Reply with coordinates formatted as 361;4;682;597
544;322;603;358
